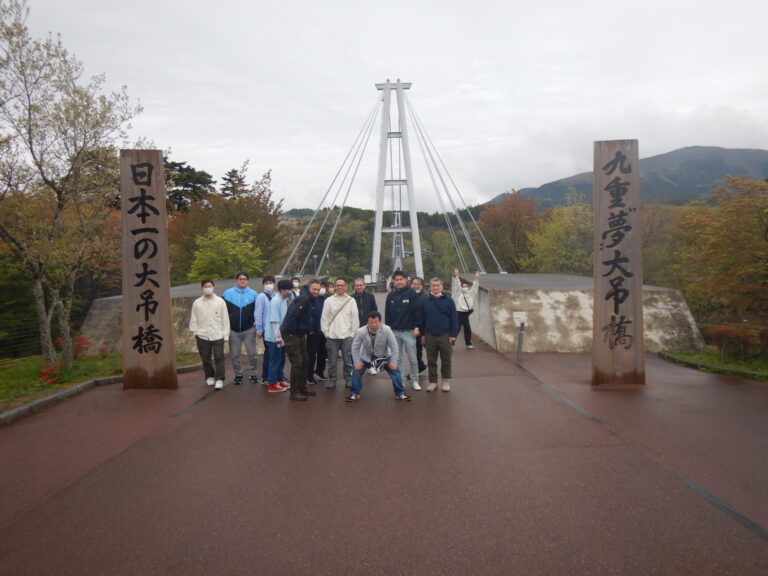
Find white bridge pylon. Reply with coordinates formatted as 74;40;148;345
371;79;423;280
278;80;506;281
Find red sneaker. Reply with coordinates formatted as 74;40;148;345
277;380;290;390
268;383;287;393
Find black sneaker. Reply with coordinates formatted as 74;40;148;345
345;394;360;402
249;375;259;384
233;375;243;385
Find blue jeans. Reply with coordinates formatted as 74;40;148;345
351;361;405;397
265;341;286;384
393;329;418;382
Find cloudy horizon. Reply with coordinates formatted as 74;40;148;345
24;0;768;211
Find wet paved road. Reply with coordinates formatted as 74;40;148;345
1;347;767;575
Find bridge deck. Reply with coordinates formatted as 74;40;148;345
1;347;767;575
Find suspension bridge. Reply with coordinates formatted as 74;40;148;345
279;79;505;282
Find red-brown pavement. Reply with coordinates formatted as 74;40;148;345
1;346;767;575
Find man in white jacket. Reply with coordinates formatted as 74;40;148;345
452;268;480;349
320;278;359;389
189;279;230;389
347;311;411;402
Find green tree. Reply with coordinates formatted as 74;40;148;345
220;161;250;199
188;225;266;281
676;176;768;319
164;156;215;212
525;201;593;275
0;1;140;367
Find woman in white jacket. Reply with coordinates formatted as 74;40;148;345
452;268;480;349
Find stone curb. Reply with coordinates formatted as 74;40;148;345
658;351;767;380
0;362;203;426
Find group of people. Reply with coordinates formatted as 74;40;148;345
188;268;480;403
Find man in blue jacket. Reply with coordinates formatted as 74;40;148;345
384;270;423;391
421;277;458;392
222;272;259;385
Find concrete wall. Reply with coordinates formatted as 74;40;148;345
82;274;704;356
469;275;703;354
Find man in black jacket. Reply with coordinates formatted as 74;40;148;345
352;278;378;327
281;279;321;401
384;270;423;391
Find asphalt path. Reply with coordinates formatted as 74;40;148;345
1;345;767;575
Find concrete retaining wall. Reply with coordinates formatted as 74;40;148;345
81;274;704;356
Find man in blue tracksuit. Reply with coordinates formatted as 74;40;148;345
384;270;423;391
222;272;259;385
420;277;459;392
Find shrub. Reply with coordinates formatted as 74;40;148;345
707;325;756;360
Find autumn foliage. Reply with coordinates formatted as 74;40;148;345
677;177;768;319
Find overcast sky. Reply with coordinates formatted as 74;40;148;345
25;0;768;211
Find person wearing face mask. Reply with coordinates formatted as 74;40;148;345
264;279;294;393
452;268;480;349
420;277;459;392
254;275;276;385
290;276;302;300
189;279;230;390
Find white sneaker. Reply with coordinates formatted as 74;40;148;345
206;377;215;386
214;380;224;390
441;379;451;392
412;380;422;391
427;382;437;392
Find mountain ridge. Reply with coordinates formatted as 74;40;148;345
490;146;768;209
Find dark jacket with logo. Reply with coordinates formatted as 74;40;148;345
385;286;422;330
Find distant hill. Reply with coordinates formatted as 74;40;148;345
492;146;768;209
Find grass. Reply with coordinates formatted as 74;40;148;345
0;351;201;413
664;346;768;379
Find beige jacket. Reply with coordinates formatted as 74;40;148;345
321;294;358;339
189;294;230;341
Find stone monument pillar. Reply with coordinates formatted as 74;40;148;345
592;140;645;386
119;150;177;389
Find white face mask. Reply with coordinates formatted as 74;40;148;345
292;281;300;289
319;288;326;296
203;287;214;296
263;283;274;293
462;286;470;293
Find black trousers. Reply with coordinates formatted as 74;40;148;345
457;311;473;345
306;332;327;381
284;333;308;395
196;336;226;380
